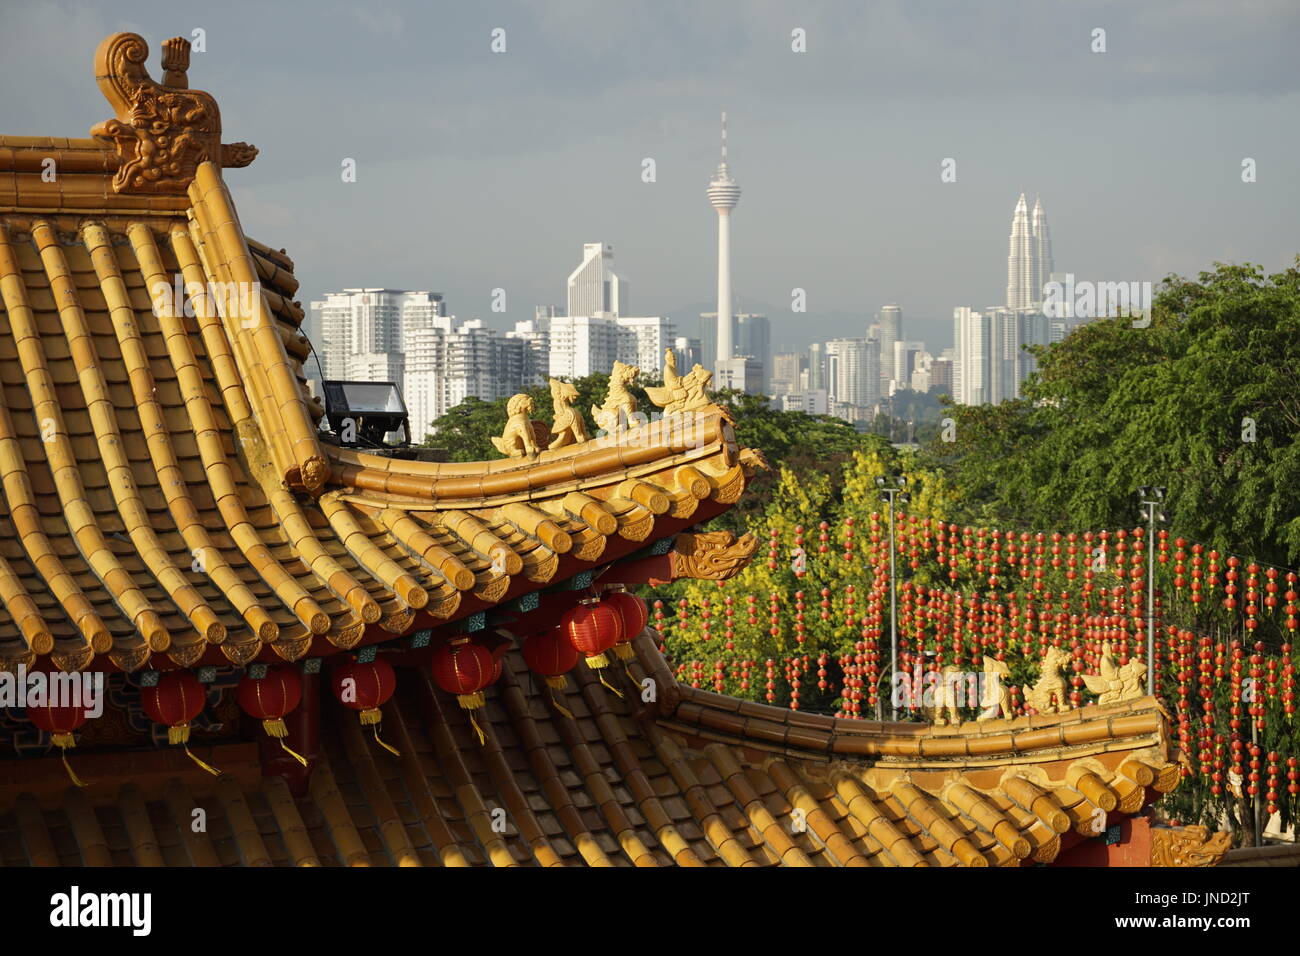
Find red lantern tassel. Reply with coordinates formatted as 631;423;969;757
52;733;87;788
169;723;221;776
261;717;308;767
360;707;401;756
583;655;624;698
169;723;220;775
543;676;575;719
457;693;488;745
611;643;643;689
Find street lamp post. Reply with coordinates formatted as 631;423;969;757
877;474;911;720
1137;486;1168;696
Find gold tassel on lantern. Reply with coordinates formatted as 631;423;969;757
612;642;639;686
584;655;624;699
52;732;87;789
543;675;574;719
169;723;221;777
359;707;401;757
261;717;308;768
456;691;488;745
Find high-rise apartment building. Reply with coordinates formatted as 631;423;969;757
402;318;523;440
616;316;677;375
546;314;674;379
806;342;826;391
825;337;880;410
548;315;620;379
506;317;551;390
311;288;444;381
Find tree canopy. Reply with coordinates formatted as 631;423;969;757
928;261;1300;565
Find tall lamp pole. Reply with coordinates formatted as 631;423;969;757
877;474;911;719
1137;486;1168;695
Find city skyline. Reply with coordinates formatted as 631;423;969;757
4;1;1294;357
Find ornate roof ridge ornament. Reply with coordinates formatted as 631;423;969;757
90;32;257;195
669;530;758;581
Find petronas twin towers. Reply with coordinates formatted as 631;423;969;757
1006;193;1054;310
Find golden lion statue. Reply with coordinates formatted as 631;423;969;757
591;360;640;435
491;394;547;458
1023;645;1070;715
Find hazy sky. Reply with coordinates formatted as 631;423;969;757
3;0;1298;353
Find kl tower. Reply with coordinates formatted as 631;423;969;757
708;111;741;367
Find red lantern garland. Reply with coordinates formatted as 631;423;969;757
239;664;311;764
331;657;400;755
142;671;220;775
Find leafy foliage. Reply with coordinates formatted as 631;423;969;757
929;261;1300;564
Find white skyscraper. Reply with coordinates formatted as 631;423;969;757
953;305;1050;405
547;315;674;379
825;338;879;410
876;304;902;394
952;306;991;405
1006;194;1034;310
708;112;741;367
567;243;627;318
1031;197;1053;304
1007;194;1054;309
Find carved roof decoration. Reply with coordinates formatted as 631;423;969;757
91;33;256;195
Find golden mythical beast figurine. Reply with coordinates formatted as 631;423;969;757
1023;645;1070;715
1083;641;1147;705
591;360;640;434
645;347;713;415
491;393;547;458
547;378;588;449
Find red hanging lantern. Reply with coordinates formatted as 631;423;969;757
331;657;400;755
142;671;220;775
239;664;312;765
523;626;580;717
562;596;624;693
602;587;648;664
27;697;88;787
431;637;497;743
